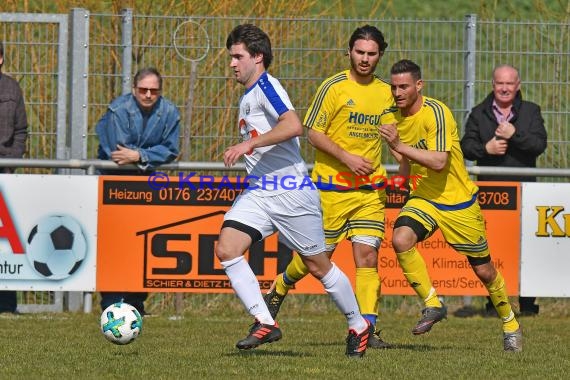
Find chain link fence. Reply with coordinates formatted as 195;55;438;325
1;10;568;312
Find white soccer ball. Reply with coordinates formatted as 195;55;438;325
26;215;87;280
100;302;143;345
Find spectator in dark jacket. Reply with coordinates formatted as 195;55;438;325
0;41;28;314
459;64;547;316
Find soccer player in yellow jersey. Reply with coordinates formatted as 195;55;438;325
379;59;522;352
264;25;394;348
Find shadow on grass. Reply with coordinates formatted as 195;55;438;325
306;340;453;352
386;343;454;351
227;349;307;358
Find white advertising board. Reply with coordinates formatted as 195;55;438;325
0;174;98;291
521;183;570;297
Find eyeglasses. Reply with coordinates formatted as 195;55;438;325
136;87;161;96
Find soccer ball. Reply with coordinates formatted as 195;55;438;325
100;302;143;345
26;215;87;280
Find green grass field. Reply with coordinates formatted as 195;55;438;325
1;295;568;379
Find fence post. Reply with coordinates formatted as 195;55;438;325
463;14;477;133
68;8;90;162
121;8;133;95
461;14;477;309
56;16;69;161
67;8;90;312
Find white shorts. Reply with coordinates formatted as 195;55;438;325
223;189;326;256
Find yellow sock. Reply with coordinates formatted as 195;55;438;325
397;247;442;308
275;254;309;296
355;267;380;316
485;271;520;333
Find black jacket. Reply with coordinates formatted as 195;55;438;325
460;91;547;182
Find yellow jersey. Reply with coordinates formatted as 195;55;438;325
304;70;393;188
380;96;478;206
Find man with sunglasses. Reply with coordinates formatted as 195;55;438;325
96;67;180;176
96;67;180;315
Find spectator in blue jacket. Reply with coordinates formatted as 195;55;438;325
96;67;180;175
96;67;180;315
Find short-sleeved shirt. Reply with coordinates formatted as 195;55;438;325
304;70;393;187
238;71;309;195
380;96;478;206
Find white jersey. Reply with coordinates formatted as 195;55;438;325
238;72;309;195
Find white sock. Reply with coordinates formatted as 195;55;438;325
320;263;367;333
221;256;274;325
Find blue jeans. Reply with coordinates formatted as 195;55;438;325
100;292;148;315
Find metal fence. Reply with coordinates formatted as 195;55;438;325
1;10;569;170
1;10;569;312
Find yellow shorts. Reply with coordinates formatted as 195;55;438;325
397;197;490;258
320;189;386;245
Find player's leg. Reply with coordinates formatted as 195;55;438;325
349;189;391;347
351;240;392;348
273;189;370;357
470;258;522;352
217;195;281;350
264;252;312;319
392;200;446;334
441;202;521;352
301;252;371;358
263;188;346;318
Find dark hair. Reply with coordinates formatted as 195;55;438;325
133;67;162;89
0;41;3;57
226;24;273;69
390;59;422;81
349;25;388;52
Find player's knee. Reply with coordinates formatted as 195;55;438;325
301;253;330;279
214;240;240;262
391;229;415;252
468;255;495;283
393;216;426;252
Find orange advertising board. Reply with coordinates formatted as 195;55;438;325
97;176;520;295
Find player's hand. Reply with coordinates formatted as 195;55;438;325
223;140;253;167
111;145;140;165
379;123;401;151
495;121;516;140
341;152;374;176
485;137;508;155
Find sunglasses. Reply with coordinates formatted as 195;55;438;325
136;87;161;96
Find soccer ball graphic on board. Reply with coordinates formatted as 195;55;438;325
101;302;143;345
26;215;87;280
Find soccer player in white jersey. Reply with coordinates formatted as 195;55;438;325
215;24;371;358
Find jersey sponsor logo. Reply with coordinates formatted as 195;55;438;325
238;118;258;155
346;98;355;107
348;112;381;126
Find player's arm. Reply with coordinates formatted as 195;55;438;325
379;123;448;172
387;146;411;190
253;109;303;147
398;144;448;172
388;147;410;177
308;128;373;176
224;110;302;167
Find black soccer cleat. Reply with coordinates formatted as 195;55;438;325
345;321;371;358
236;320;282;350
